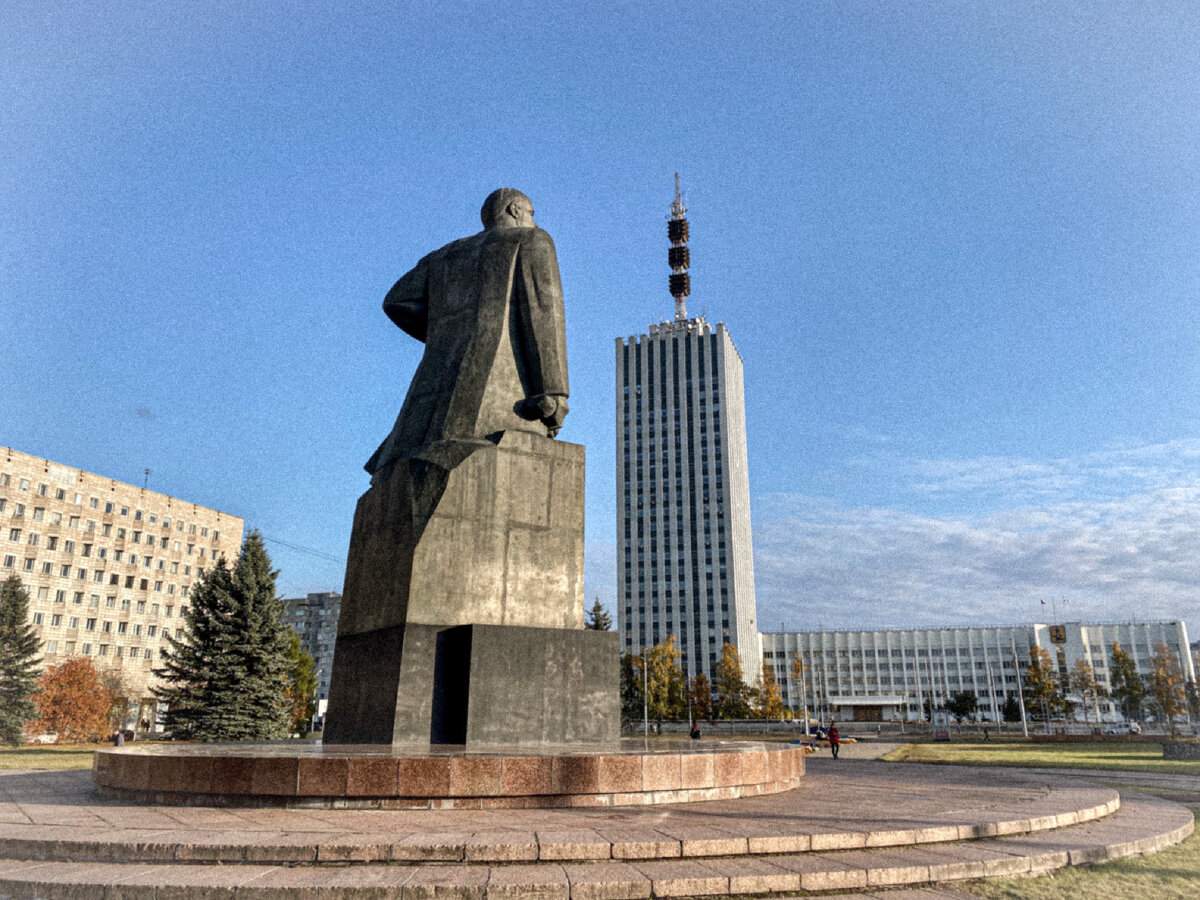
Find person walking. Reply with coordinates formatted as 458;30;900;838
828;722;840;759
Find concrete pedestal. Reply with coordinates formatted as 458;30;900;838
327;623;618;745
324;432;616;746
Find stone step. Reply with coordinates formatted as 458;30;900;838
0;793;1185;899
0;766;1121;865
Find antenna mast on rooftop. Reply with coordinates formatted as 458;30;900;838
668;172;691;321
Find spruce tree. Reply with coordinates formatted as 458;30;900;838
229;532;292;738
0;576;41;744
154;531;292;740
154;558;239;738
1001;694;1022;723
584;598;612;631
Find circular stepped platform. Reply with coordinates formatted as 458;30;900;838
0;760;1189;898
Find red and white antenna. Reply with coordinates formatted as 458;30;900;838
667;172;691;321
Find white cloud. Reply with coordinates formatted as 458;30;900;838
754;440;1200;640
900;438;1200;503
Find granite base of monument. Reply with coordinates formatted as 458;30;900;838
93;740;805;808
326;623;619;745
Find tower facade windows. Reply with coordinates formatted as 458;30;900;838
615;177;760;686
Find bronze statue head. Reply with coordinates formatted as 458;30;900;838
480;188;534;229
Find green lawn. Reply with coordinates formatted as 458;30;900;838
0;746;100;770
882;740;1200;775
958;808;1200;900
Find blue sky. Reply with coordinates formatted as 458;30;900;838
4;3;1198;639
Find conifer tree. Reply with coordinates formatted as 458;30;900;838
0;576;41;744
154;531;292;740
584;598;612;631
619;653;642;721
946;690;978;722
1001;694;1022;723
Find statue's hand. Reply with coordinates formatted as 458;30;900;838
521;393;569;436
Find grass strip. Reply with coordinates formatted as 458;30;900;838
882;740;1200;775
958;806;1200;899
0;746;100;770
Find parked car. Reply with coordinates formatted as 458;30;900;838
1103;723;1141;735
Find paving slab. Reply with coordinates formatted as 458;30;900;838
561;862;651;900
485;864;569;900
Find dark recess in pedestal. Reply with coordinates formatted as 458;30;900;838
431;626;471;743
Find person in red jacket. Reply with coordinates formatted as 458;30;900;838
828;722;840;759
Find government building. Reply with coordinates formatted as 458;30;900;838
617;178;760;685
762;620;1194;723
1;447;243;728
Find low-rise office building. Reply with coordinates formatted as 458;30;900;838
762;620;1193;723
1;447;243;727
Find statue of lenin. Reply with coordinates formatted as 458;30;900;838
324;190;617;746
365;188;569;476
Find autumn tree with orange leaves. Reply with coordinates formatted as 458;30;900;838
757;662;786;719
31;658;113;743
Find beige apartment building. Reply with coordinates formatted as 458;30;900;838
1;447;244;727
